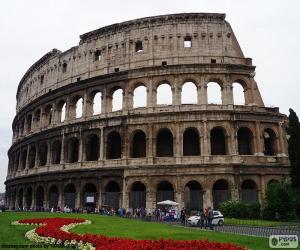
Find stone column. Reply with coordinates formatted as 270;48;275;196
25;145;30;170
99;128;104;161
175;124;181;163
58;183;64;209
203;189;213;209
60;132;65;164
255;121;263;156
147;124;154;164
78;133;83;163
75;183;81;209
259;175;266;202
278;122;286;156
46;142;51;166
202;121;210;155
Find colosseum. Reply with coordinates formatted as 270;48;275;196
5;13;289;213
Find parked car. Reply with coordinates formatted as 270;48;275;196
187;210;224;226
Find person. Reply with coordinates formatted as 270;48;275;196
207;207;214;230
197;209;205;229
180;207;186;224
204;207;209;228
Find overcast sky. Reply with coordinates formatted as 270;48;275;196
0;0;299;193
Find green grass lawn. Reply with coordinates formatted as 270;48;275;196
226;217;300;227
0;212;272;250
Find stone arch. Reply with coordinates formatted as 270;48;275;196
17;187;24;209
111;87;123;111
104;181;121;209
34;109;41;128
157;82;172;105
85;134;100;161
70;95;83;119
90;91;102;115
26;114;33;132
210;127;227;155
131;130;146;158
263;128;277;156
181;81;197;104
38;143;48;166
21;148;27;170
49;185;59;209
66;137;79;163
129;181;146;209
133;85;147;108
241;179;258;202
44;104;53;126
82;183;97;209
207;80;223;104
183;127;200;156
35;186;44;210
25;186;33;209
51;140;61;164
14;152;20;171
184;181;203;212
232;82;246;105
64;183;76;209
237;127;254;155
107;131;122;159
156;181;174;202
212;179;231;209
57;100;67;122
156;128;173;157
28;145;36;169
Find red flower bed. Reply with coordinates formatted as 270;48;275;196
17;218;246;250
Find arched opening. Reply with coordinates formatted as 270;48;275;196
93;92;102;115
59;101;66;122
207;82;222;104
237;127;253;155
85;134;99;161
156;129;173;157
38;143;48;166
212;179;231;209
107;131;122;159
20;119;25;135
157;83;172;105
14;152;20;171
35;186;44;210
241;179;258;202
184;181;203;212
66;137;79;163
183;128;200;156
26;114;32;132
34;109;41;128
51;140;61;164
112;88;123;111
49;185;59;209
75;97;83;118
181;82;197;104
233;82;245;105
17;188;23;210
28;146;36;169
131;130;146;158
82;183;97;210
44;105;53;125
25;187;32;209
104;181;120;209
135;40;143;52
156;181;174;202
210;127;227;155
129;181;146;209
64;184;76;209
21;149;27;169
133;85;147;108
263;128;277;156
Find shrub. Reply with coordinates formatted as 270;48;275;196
219;200;261;219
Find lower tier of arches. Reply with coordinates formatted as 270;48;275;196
5;165;288;213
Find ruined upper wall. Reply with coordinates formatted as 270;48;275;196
16;13;250;111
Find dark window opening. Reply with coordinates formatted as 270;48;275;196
86;134;99;161
66;138;79;163
156;181;174;202
40;75;44;84
237;127;253;155
49;185;59;209
107;131;122;159
94;50;101;61
28;147;36;169
130;182;146;209
35;186;44;209
39;143;48;166
26;187;32;209
212;179;230;209
131;131;146;158
62;63;67;73
162;61;167;66
82;183;97;208
77;77;81;82
21;150;27;169
51;140;61;164
210;128;226;155
183;129;200;156
264;128;276;156
241;180;258;202
114;68;119;72
211;59;217;63
185;181;203;212
135;41;143;52
156;129;173;157
64;184;76;209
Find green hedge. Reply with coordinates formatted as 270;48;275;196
218;200;261;219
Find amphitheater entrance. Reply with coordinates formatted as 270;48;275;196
64;184;76;209
184;181;203;213
82;183;97;210
49;185;59;209
212;179;230;209
156;181;174;203
25;187;32;209
17;188;23;210
129;181;146;209
36;186;44;210
103;181;120;209
241;180;258;202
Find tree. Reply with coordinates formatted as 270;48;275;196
287;108;300;189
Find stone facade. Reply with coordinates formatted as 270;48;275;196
5;13;289;212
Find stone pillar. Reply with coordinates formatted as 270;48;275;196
255;121;263;156
97;180;102;209
60;132;65;164
46;142;51;166
147;124;154;164
58;183;64;210
31;186;36;209
25;145;30;170
202;121;210;155
78;133;83;163
172;85;181;107
203;189;213;209
75;185;81;209
82;91;88;118
99;128;104;160
101;89;107;114
127;91;133;110
175;124;181;163
278;122;286;156
44;185;49;209
259;175;266;202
